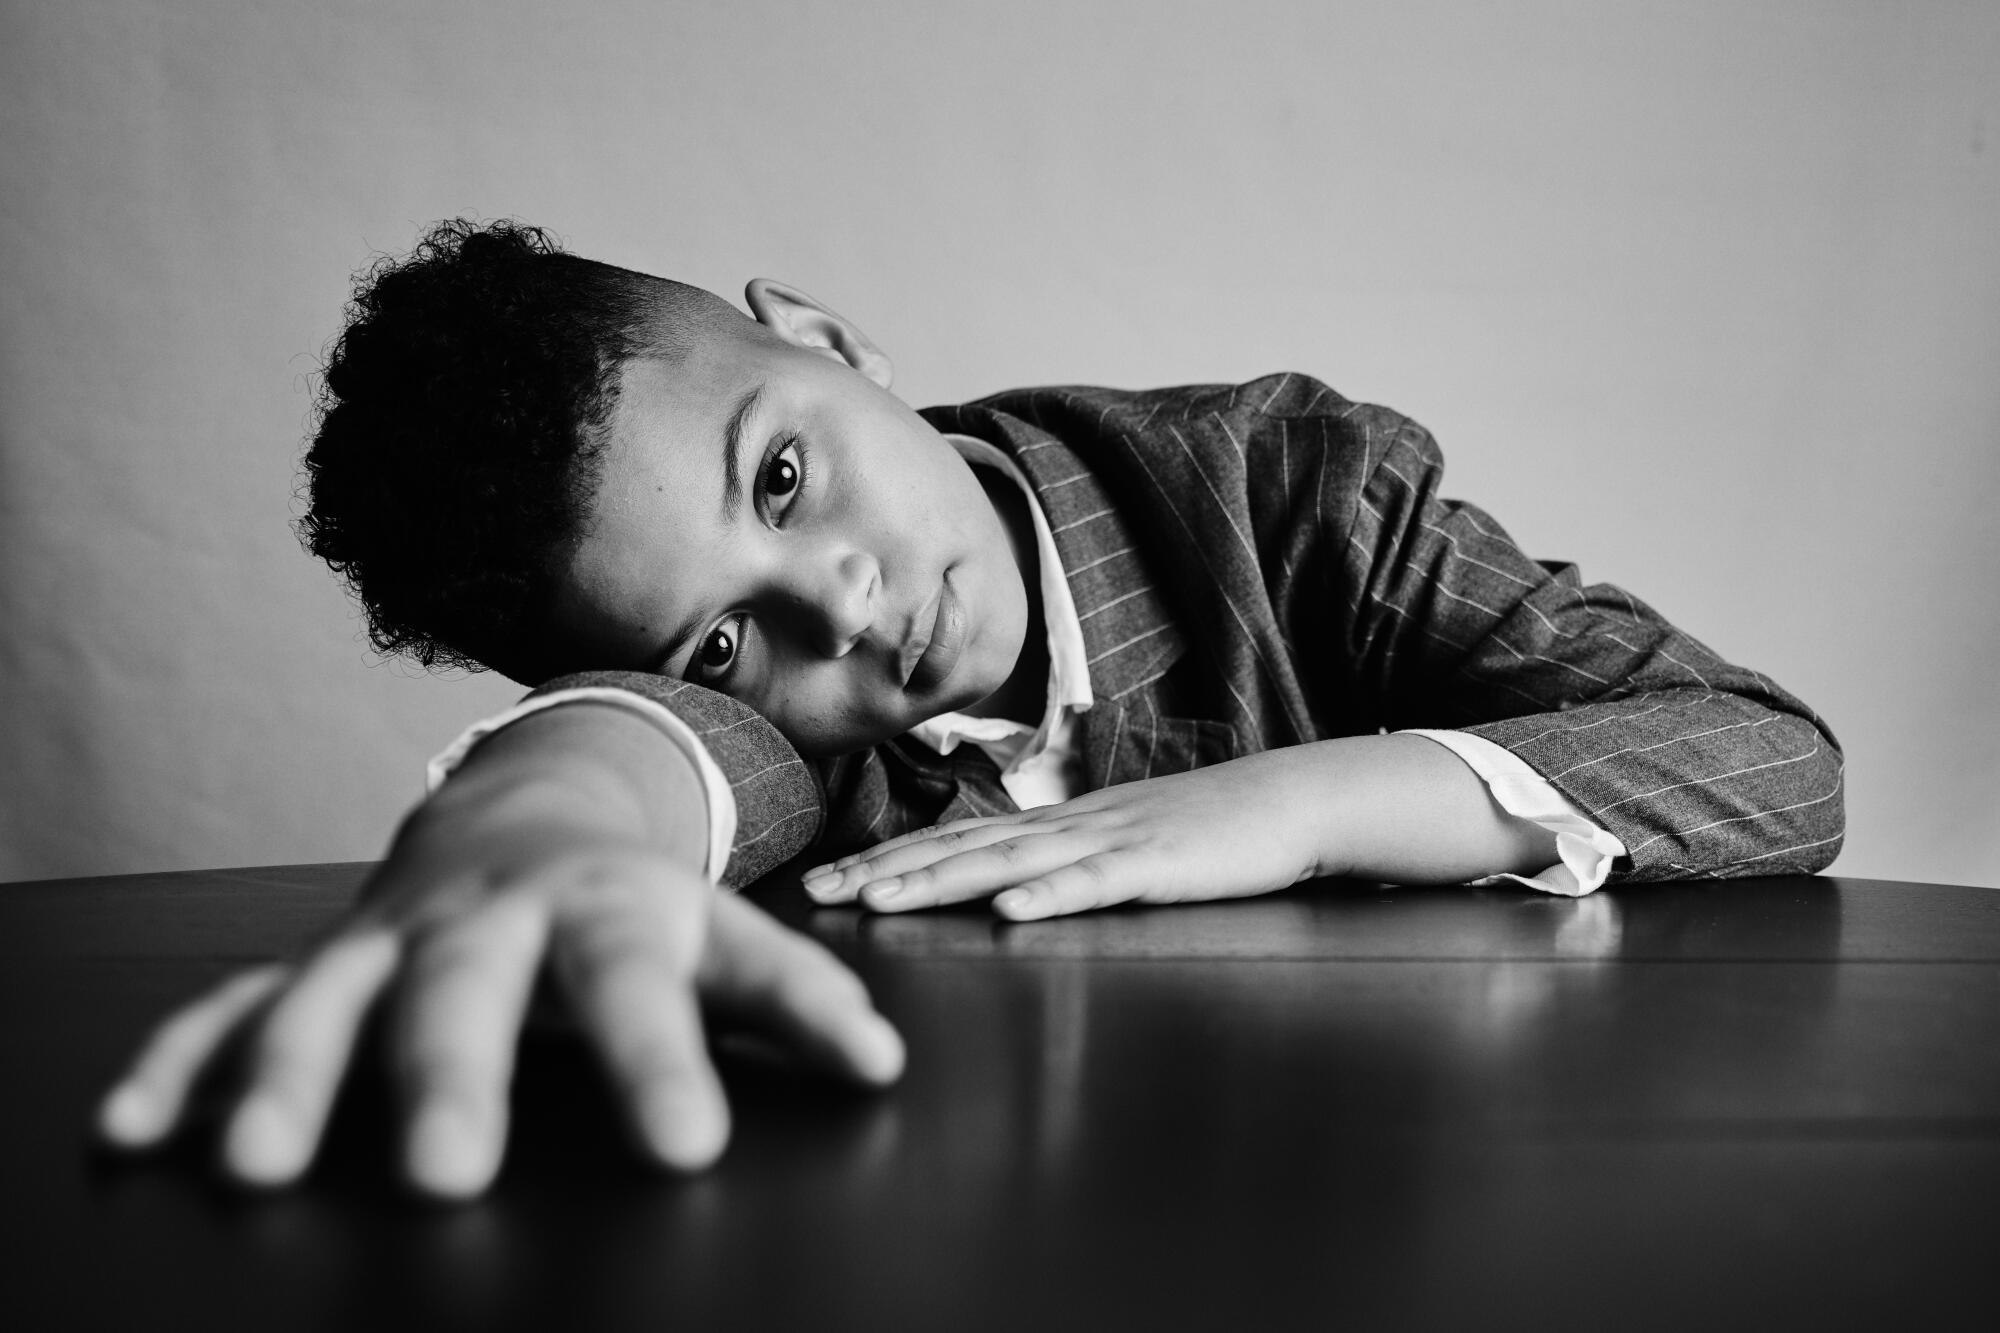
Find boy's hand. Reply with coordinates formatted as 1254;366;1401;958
800;735;1563;920
802;750;1327;921
95;707;903;1200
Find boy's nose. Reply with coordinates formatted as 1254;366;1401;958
787;548;879;658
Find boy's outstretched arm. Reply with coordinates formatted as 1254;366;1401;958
97;703;903;1198
802;732;1560;919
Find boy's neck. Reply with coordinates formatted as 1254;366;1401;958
961;465;1048;727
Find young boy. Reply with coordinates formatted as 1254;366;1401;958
97;220;1844;1201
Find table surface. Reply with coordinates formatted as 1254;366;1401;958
4;866;1997;1332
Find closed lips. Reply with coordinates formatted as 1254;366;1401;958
907;577;965;692
899;587;938;686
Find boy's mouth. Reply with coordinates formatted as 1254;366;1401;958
904;575;966;692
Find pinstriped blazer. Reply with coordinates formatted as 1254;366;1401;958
536;374;1844;888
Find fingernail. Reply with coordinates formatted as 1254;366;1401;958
409;1100;490;1197
801;872;840;900
863;878;904;904
98;1084;159;1145
995;889;1034;919
225;1094;302;1185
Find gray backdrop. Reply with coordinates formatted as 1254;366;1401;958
3;0;1996;886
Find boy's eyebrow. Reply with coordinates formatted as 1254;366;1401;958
650;380;766;675
652;607;707;678
718;382;766;524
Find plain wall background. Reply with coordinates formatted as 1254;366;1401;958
3;0;1995;886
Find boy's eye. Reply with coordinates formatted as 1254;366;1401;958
695;618;742;680
761;440;803;521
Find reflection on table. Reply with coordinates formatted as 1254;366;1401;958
2;867;1993;1331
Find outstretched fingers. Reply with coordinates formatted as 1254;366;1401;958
701;892;904;1086
817;825;1079;913
800;815;1026;904
549;877;728;1172
387;898;550;1198
872;828;1107;912
221;931;402;1186
989;854;1143;920
97;963;290;1150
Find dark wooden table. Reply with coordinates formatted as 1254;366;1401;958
3;866;1996;1331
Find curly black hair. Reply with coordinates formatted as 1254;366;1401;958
297;219;726;684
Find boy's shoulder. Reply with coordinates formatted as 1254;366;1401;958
957;371;1354;422
924;373;1428;476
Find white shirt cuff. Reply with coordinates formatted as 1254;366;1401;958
1400;729;1627;897
425;687;739;885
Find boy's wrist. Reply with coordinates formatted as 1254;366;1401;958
419;701;712;868
1166;745;1365;884
1263;734;1560;885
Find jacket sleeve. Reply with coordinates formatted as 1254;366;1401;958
527;671;825;888
1322;401;1844;881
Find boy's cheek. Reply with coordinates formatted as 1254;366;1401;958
774;668;920;754
759;692;883;760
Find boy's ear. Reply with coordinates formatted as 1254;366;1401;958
744;279;895;389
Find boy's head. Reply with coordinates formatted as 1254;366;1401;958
301;219;1032;757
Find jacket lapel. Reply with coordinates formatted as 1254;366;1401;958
930;401;1185;696
924;400;1239;794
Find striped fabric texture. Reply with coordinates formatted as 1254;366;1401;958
535;374;1843;887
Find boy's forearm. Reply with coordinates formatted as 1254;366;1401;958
1271;733;1560;884
414;702;712;870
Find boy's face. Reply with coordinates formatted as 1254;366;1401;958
552;286;1032;758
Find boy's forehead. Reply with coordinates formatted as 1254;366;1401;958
615;334;746;431
604;338;758;483
561;353;739;644
602;321;831;488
